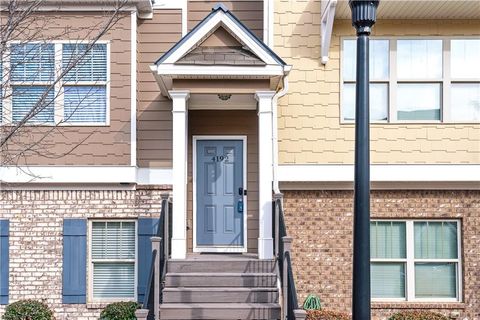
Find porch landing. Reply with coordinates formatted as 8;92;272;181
180;253;261;260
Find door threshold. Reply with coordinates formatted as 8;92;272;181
186;253;259;260
193;246;247;254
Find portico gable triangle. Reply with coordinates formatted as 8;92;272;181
155;3;286;67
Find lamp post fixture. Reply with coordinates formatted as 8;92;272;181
348;1;379;319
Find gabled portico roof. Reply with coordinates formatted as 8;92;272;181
150;3;291;97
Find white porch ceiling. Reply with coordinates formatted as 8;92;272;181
188;93;257;110
333;0;480;19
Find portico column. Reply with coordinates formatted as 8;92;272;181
255;91;276;260
169;90;190;259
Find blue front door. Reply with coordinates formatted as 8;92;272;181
196;139;244;247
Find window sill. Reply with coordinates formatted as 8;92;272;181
0;123;110;127
87;300;137;309
372;302;465;310
86;302;109;310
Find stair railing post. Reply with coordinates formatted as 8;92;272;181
151;236;162;320
161;193;170;260
282;236;292;320
273;193;283;258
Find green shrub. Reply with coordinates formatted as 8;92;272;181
303;294;322;310
388;311;449;320
3;299;54;320
99;301;140;320
306;309;351;320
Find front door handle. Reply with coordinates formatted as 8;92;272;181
237;200;244;213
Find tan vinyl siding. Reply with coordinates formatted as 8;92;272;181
187;110;259;253
137;9;182;167
188;0;264;40
2;12;131;166
274;7;480;164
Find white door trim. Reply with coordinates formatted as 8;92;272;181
192;135;248;253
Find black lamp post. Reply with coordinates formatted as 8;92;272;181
348;1;379;319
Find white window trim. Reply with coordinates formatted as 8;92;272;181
340;36;480;124
1;40;111;126
87;219;138;303
371;219;462;303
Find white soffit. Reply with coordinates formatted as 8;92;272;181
334;0;480;20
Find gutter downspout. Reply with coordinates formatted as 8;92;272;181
273;66;291;194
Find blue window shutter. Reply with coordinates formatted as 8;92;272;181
0;220;9;305
137;218;160;303
63;219;87;304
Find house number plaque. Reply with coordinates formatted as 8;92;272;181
211;155;229;162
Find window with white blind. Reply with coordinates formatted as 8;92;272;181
1;42;109;125
341;38;480;123
89;221;136;301
10;44;56;123
371;220;461;302
62;44;107;123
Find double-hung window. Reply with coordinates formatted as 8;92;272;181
341;38;480;123
10;43;56;123
342;39;389;122
90;221;136;301
371;220;461;301
450;40;480;121
62;44;107;123
1;42;108;125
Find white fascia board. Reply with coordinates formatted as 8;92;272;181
137;168;173;185
321;0;337;64
278;164;480;182
162;10;278;66
0;167;174;185
156;64;285;77
0;166;137;184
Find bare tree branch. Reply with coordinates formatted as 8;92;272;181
1;0;130;176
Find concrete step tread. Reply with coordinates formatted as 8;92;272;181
167;272;276;276
163;287;278;292
160;303;281;309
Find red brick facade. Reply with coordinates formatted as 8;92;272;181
283;190;480;319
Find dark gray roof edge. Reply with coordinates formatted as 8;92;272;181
155;3;286;66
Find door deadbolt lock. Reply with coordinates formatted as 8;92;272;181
238;187;247;196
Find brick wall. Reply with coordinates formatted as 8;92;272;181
0;188;170;320
283;190;480;320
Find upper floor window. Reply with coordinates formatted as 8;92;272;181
371;220;461;302
1;42;108;125
342;38;480;123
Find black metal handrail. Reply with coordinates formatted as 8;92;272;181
142;195;171;319
273;194;304;320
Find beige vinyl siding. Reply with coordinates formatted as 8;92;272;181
274;6;480;164
188;0;264;40
187;110;259;253
2;12;132;166
137;9;182;167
